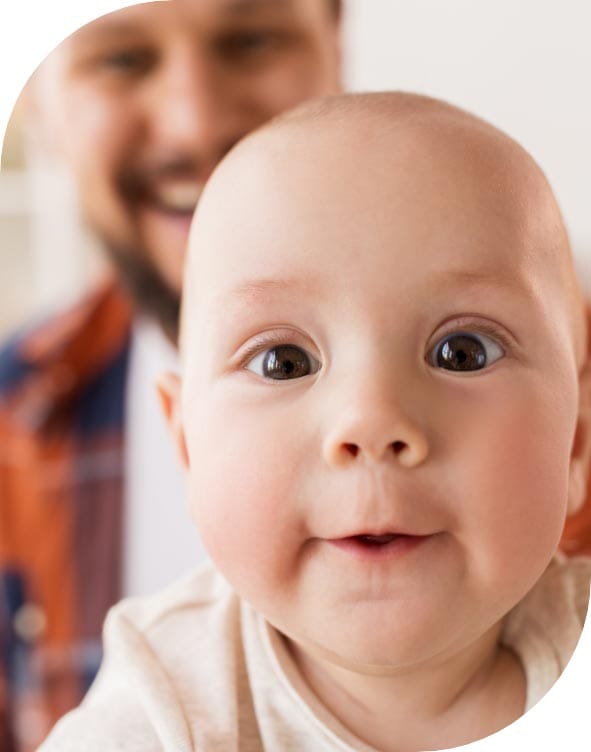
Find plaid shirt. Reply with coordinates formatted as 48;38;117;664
0;280;590;751
0;281;132;751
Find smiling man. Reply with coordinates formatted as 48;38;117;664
0;1;342;748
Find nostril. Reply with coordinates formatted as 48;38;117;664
344;442;359;457
392;441;406;454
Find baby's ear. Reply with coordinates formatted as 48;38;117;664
568;357;591;517
156;371;190;470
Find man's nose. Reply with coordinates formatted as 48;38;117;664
322;379;430;470
145;48;245;160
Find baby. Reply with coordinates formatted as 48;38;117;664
41;92;591;751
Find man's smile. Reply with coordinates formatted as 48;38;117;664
146;178;204;215
127;175;204;217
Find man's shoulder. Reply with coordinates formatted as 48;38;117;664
0;282;133;394
0;323;39;396
0;283;133;435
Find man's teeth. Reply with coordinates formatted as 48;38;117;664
152;181;202;212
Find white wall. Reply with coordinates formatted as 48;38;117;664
343;0;591;289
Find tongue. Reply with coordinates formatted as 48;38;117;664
356;534;399;545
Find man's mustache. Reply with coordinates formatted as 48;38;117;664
118;157;206;198
119;139;243;191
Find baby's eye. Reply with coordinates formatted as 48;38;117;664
428;332;504;372
246;344;320;380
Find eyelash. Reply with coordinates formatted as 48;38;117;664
427;319;513;356
236;329;312;369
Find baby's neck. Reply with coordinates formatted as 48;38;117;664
287;623;526;752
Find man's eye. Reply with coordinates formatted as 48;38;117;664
217;30;280;60
99;49;154;73
428;332;504;372
246;345;320;380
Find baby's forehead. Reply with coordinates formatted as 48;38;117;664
183;93;584;362
193;95;554;255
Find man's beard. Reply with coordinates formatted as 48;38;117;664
104;242;181;344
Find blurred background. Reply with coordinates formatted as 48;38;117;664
1;0;590;337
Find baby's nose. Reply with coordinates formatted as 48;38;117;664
322;407;429;469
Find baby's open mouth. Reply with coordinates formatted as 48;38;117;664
327;532;428;560
354;533;400;546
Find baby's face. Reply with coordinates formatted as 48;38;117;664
174;107;586;671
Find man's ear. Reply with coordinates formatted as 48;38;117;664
568;356;591;517
156;371;190;470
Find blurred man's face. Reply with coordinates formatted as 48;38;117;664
32;0;341;337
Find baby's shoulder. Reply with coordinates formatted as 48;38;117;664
103;561;240;682
553;554;591;624
528;553;591;629
111;560;234;637
40;563;240;752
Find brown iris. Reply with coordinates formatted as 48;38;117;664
262;345;314;379
436;334;487;371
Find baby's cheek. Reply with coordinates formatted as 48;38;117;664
460;384;573;583
186;406;306;599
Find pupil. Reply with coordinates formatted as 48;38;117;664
438;335;486;371
263;346;310;379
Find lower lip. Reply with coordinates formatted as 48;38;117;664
140;205;195;231
326;535;429;562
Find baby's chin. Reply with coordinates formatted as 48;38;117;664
272;614;461;678
289;636;417;677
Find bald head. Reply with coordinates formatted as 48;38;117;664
182;92;586;368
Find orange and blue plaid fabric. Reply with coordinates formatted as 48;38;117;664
0;281;132;751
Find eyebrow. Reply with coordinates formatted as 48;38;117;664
70;19;145;45
434;267;535;297
72;0;292;44
218;276;318;307
214;266;534;318
221;0;295;15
